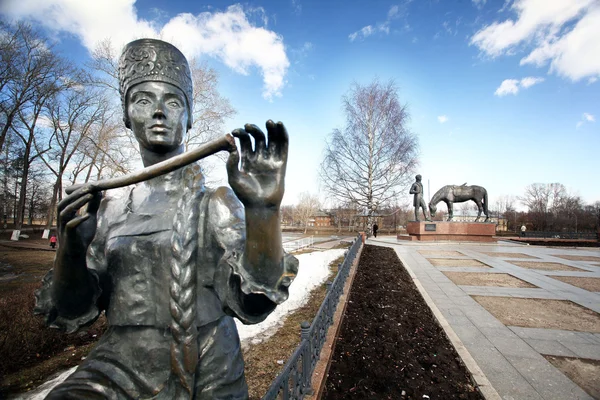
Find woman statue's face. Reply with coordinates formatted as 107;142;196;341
126;81;189;154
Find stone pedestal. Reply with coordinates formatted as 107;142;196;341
398;221;496;242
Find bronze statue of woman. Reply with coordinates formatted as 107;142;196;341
34;38;298;399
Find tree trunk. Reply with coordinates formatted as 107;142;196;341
45;178;61;229
15;136;32;231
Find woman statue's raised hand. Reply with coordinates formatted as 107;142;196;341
226;120;288;209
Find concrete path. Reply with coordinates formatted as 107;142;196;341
369;236;600;400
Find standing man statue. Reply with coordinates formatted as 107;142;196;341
410;174;431;222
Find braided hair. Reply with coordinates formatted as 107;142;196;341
167;164;204;398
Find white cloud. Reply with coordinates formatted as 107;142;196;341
588;77;598;84
494;76;544;96
576;112;595;128
519;76;544;88
583;112;595;122
494;79;520;96
437;115;449;123
470;0;600;82
0;1;289;100
349;2;412;42
349;25;375;42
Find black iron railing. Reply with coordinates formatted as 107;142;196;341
521;231;598;240
262;234;363;400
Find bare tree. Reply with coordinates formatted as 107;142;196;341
519;183;585;231
11;54;73;231
35;85;108;228
185;60;236;151
86;38;120;94
294;192;320;233
0;22;61;153
319;79;418;232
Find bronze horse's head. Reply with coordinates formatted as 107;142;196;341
429;203;436;216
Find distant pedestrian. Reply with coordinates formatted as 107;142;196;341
520;224;526;237
49;234;57;249
373;223;379;238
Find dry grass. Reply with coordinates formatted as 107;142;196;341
480;252;538;259
0;243;351;398
418;250;465;257
0;245;55;293
544;356;600;399
508;261;584;271
443;272;536;288
472;296;600;333
244;255;345;399
550;276;600;292
0;283;107;396
427;258;490;268
552;255;600;262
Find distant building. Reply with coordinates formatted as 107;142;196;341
309;210;333;227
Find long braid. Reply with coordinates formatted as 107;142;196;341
168;164;204;398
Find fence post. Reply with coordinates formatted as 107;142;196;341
300;321;314;395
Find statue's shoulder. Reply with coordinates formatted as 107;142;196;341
98;187;132;221
206;186;243;213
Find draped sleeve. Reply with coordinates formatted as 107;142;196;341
209;187;299;325
34;194;117;333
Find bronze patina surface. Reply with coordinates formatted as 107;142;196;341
35;38;298;400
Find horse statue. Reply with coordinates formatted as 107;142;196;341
428;184;489;222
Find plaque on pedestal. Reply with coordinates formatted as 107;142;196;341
398;221;496;242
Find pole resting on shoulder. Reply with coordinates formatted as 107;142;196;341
66;134;236;195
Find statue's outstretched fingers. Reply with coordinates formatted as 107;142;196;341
265;120;288;161
232;128;253;170
244;123;267;158
275;121;289;163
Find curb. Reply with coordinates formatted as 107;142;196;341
394;250;501;400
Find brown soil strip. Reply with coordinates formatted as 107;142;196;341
428;258;490;268
323;245;483;399
480;252;538;259
472;296;600;333
544;356;600;399
243;255;345;399
508;261;584;272
550;276;600;292
443;272;536;288
552;255;600;262
419;250;465;257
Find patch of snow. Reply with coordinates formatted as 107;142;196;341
236;248;346;346
17;248;349;397
11;367;76;400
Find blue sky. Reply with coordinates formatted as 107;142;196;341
1;0;599;209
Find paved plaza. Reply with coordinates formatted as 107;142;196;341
370;236;600;400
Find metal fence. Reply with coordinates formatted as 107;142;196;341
521;231;598;240
262;234;363;400
283;236;314;253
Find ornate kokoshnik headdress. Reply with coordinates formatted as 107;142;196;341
118;38;194;130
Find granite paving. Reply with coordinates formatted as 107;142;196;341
369;235;600;400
